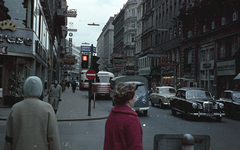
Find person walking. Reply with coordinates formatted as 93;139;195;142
4;76;61;150
49;79;62;113
104;82;143;150
72;80;77;93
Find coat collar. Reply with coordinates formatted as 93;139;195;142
111;104;138;116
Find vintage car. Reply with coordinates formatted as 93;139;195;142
150;86;176;108
110;76;150;115
170;87;225;121
216;90;240;119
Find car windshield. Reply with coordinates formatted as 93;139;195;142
186;90;212;99
136;85;146;97
233;92;240;101
159;88;176;94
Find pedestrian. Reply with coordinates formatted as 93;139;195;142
72;80;76;93
49;79;62;113
4;76;61;150
104;82;143;150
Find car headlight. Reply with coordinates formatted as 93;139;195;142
192;103;198;109
219;103;224;109
142;97;147;104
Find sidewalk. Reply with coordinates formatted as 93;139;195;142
0;88;110;121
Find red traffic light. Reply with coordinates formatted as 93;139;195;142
82;55;88;61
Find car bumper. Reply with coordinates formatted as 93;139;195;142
133;107;150;111
189;112;225;117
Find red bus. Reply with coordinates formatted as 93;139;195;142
92;71;114;98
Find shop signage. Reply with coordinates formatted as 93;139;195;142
81;46;96;53
0;20;17;31
110;53;127;58
0;34;32;46
0;46;8;54
217;60;235;76
65;9;77;17
66;28;77;32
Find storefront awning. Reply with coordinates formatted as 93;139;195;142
234;73;240;80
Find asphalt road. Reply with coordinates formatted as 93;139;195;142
95;96;240;150
0;90;240;150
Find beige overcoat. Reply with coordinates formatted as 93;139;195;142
4;98;61;150
49;84;62;110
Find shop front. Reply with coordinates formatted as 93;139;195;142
216;60;236;98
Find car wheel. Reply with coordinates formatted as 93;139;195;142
159;100;162;108
151;101;155;106
171;108;177;116
216;116;222;122
143;110;148;116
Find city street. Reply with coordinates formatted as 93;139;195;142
0;89;240;150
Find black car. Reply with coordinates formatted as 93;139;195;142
216;90;240;119
170;87;225;121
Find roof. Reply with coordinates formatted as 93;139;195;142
178;87;206;91
156;86;175;89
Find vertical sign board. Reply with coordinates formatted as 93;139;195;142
69;38;72;54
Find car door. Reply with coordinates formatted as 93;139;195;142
220;92;232;114
151;88;158;104
178;90;187;112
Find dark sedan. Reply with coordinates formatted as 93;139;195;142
170;87;225;121
216;90;240;119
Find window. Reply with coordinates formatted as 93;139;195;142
211;22;215;29
219;41;226;58
187;50;192;64
231;37;238;56
203;25;206;33
132;8;135;16
1;0;34;29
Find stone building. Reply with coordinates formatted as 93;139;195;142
0;0;68;105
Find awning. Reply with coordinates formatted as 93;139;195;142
234;73;240;80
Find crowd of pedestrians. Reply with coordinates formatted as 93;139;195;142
4;76;143;150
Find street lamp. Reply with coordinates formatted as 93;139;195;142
82;42;90;45
87;22;100;26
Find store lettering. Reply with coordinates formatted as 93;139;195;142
0;34;32;46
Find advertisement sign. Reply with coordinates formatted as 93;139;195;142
217;60;236;76
81;46;96;53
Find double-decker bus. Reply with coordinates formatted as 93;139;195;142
92;71;114;98
80;69;89;90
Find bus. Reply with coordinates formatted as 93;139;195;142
80;69;89;90
92;71;114;98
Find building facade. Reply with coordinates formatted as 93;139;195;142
178;0;240;97
0;0;68;105
97;17;114;71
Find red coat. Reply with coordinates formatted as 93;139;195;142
104;104;143;150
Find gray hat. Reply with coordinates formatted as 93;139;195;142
24;76;43;97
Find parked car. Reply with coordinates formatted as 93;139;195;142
110;76;150;115
216;90;240;119
170;87;225;121
150;86;176;108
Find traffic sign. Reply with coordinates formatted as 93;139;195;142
86;69;96;80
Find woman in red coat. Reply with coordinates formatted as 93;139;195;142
104;82;143;150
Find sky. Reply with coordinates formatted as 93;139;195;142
66;0;128;48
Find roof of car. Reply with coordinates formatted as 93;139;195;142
156;86;175;89
223;89;240;93
178;87;206;91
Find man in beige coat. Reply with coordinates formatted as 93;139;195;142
49;79;62;113
4;76;61;150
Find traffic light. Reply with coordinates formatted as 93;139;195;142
93;56;100;73
81;55;89;69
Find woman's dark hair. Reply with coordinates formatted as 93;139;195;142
113;82;137;105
